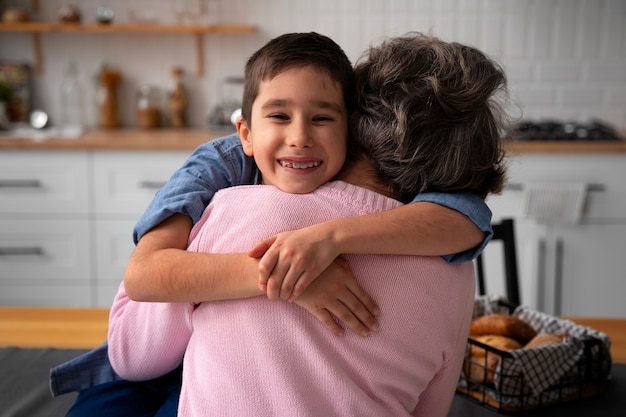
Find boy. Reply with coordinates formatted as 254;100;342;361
108;32;510;416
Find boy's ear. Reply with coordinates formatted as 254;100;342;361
236;116;254;157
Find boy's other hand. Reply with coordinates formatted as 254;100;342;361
248;223;341;300
291;258;380;337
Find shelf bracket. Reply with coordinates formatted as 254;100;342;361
194;33;204;77
32;32;43;75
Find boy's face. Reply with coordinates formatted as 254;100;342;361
237;65;348;194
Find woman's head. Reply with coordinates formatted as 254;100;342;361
351;32;511;202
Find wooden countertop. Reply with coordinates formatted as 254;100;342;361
0;307;109;349
0;128;625;153
0;128;231;151
0;307;625;364
505;140;626;154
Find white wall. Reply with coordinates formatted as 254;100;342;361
1;0;625;130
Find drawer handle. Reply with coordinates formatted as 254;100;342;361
138;180;166;189
0;247;44;255
0;179;43;188
506;183;605;192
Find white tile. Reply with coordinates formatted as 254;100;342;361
505;62;535;82
561;88;605;105
584;63;626;83
538;63;581;82
512;85;556;105
504;10;529;58
607;87;626;105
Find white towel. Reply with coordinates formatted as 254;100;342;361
522;182;588;224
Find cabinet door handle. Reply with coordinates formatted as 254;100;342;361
506;183;605;192
0;179;43;188
138;180;166;189
554;238;564;316
0;247;45;255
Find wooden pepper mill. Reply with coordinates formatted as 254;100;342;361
98;68;122;128
167;66;187;128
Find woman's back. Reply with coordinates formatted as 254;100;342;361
182;182;475;417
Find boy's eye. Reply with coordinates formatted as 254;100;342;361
313;115;334;122
268;113;289;120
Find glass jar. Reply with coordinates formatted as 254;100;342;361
136;85;162;129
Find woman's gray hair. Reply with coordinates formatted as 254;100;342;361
351;32;511;202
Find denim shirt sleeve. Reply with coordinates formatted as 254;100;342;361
132;133;259;244
412;191;493;263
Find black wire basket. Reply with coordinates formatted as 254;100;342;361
456;297;613;414
457;335;611;413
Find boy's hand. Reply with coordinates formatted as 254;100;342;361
248;223;340;300
291;258;380;337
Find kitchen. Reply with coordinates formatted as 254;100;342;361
1;1;625;313
1;1;626;416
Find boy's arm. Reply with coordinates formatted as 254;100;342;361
124;214;263;302
124;214;380;336
250;192;491;300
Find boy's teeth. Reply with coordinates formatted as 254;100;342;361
280;161;321;169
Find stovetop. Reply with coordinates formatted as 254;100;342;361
514;119;621;141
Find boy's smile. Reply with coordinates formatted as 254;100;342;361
237;65;348;194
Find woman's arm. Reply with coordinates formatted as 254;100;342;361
107;282;194;381
250;201;485;300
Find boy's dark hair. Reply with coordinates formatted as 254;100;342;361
241;32;355;126
351;32;510;202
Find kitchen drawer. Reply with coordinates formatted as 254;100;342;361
487;154;626;221
0;219;91;281
92;151;190;216
93;219;136;283
0;284;92;307
93;219;137;307
96;282;121;308
0;151;90;215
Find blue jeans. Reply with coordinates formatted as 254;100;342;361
65;365;182;417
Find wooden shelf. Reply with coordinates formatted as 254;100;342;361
0;22;256;33
0;22;256;75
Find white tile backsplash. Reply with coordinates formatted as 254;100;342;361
1;0;624;130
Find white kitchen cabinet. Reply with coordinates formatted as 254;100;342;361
0;151;90;216
91;151;190;307
0;151;92;306
93;219;137;307
0;149;191;307
553;224;626;317
0;218;92;307
92;152;189;216
485;153;626;318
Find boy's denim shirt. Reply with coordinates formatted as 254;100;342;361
50;133;493;397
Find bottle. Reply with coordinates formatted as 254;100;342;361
167;67;187;128
98;67;122;128
60;61;84;131
136;85;162;129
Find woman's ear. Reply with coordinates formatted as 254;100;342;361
236;116;254;157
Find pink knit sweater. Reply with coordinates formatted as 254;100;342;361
108;181;475;417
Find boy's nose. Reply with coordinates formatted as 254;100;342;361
286;121;313;148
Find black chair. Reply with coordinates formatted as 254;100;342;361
475;218;521;307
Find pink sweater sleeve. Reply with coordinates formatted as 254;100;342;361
107;282;194;381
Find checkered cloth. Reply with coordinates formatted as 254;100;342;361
462;296;612;408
